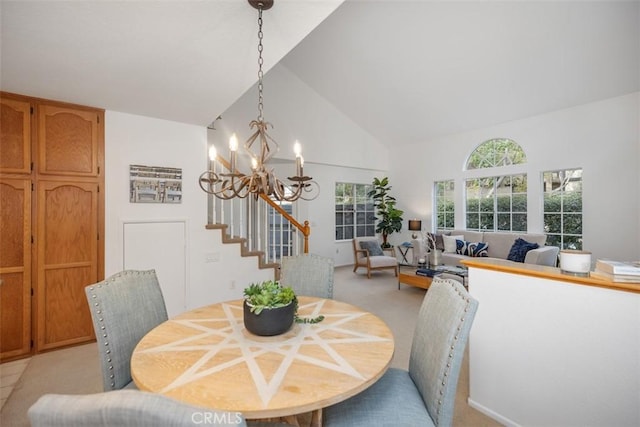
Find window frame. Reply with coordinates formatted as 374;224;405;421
335;182;376;241
463;139;528;232
542;168;583;250
434;180;455;231
465;173;528;232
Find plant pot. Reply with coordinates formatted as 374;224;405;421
429;249;442;266
243;300;295;336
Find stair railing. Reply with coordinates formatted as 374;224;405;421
205;157;310;265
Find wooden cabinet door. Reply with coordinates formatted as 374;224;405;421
35;180;98;350
0;179;32;361
37;105;100;177
1;97;32;174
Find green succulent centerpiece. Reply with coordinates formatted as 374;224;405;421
243;280;296;336
243;280;324;336
243;280;296;315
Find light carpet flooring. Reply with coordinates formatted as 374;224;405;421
1;265;501;426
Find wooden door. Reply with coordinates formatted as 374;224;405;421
35;180;98;350
1;94;33;361
0;179;32;360
34;100;104;351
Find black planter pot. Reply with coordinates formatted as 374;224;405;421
243;300;295;336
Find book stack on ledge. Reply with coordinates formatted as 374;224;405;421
416;268;443;278
591;259;640;283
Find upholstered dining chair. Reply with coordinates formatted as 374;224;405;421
279;253;334;299
85;269;168;391
28;389;247;427
324;278;479;427
352;237;398;279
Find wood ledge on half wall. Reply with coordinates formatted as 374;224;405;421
461;258;640;295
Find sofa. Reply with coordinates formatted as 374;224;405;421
412;230;560;267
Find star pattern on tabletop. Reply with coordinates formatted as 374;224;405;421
137;299;391;407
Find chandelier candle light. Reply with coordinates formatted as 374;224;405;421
199;0;319;202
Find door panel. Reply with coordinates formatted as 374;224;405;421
42;267;94;345
36;181;98;350
38;105;99;177
0;97;31;174
0;179;32;360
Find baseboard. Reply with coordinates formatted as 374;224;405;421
467;397;521;427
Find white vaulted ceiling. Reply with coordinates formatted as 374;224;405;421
0;0;343;127
2;0;638;145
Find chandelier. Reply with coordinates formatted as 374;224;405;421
199;0;319;202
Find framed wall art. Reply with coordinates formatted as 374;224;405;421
130;164;182;203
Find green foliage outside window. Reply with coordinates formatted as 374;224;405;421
544;191;583;249
465;174;527;232
435;180;455;230
543;168;583;250
466;138;526;169
335;182;375;240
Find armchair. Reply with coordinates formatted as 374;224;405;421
352;237;398;279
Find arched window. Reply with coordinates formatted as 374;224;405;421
465;138;526;170
465;139;527;232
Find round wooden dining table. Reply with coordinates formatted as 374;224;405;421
131;296;394;422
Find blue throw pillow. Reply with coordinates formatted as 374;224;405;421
456;240;489;257
507;238;540;263
360;240;384;256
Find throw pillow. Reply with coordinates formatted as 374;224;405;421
456;240;489;257
426;232;450;251
507;238;540;263
443;235;464;253
360;240;384;256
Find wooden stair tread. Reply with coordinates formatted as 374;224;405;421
206;223;278;278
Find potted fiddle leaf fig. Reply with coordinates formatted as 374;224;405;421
243;280;296;336
368;177;404;248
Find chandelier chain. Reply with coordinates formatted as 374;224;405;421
257;6;264;122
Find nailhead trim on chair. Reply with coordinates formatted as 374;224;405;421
86;270;156;390
434;278;473;419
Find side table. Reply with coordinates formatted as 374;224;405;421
398;243;413;265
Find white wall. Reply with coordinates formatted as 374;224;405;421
105;111;272;310
467;265;640;426
390;92;640;262
213;63;390;171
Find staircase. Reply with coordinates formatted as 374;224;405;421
206;193;310;279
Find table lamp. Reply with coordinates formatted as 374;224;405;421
408;219;422;239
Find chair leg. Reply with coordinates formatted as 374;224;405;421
367;269;371;279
